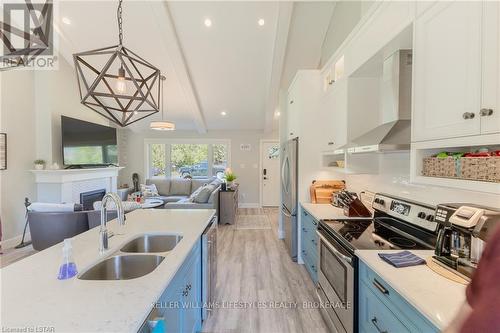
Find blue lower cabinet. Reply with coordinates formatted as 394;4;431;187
159;239;202;333
301;206;319;283
358;261;439;333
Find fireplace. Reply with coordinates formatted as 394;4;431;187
80;189;106;211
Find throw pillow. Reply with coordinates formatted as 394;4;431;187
140;183;159;197
194;184;216;203
189;185;206;202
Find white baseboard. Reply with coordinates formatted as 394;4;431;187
0;232;31;250
238;203;260;208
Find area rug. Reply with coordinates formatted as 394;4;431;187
235;214;272;230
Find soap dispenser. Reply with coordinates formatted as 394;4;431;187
57;238;78;280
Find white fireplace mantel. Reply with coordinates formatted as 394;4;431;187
31;167;124;203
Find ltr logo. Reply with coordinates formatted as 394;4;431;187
0;0;56;70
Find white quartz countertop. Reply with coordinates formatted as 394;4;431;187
0;209;215;333
356;250;466;330
300;202;372;221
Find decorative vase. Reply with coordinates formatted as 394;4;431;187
34;164;45;170
226;180;233;188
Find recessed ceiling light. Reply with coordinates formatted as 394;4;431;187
220;111;227;116
258;19;265;26
62;17;71;25
204;18;212;27
274;111;280;117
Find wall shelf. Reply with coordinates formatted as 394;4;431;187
410;135;500;194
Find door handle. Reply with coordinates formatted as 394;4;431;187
263;168;267;175
371;317;388;333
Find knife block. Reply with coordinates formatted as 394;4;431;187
343;198;372;217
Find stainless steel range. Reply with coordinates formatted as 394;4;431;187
316;193;440;333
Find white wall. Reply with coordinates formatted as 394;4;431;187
330;153;500;209
0;57;113;242
120;129;278;206
0;69;37;240
34;57;110;165
320;1;362;67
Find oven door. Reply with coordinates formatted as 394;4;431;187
317;230;355;333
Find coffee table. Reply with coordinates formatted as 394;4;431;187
140;198;165;209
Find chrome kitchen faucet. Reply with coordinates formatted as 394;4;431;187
99;192;125;254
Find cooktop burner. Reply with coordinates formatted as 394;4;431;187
320;217;435;252
388;237;417;248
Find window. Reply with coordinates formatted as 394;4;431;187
171;144;208;178
146;140;229;179
150;144;166;177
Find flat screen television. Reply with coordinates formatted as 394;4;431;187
61;116;118;167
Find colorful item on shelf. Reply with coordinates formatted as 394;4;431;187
423;148;500;183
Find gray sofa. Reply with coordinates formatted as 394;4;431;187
145;177;221;215
28;210;118;251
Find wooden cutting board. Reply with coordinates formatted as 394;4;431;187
310;180;346;204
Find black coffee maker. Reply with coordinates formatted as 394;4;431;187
433;203;500;281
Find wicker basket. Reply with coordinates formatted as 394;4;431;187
460;156;500;182
422;156;500;183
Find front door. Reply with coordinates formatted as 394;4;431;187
262;141;280;206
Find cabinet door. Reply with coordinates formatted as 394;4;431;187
287;92;299;139
317;80;348;151
182;251;202;333
413;1;482;141
162;280;182;333
359;283;412;333
481;1;500;134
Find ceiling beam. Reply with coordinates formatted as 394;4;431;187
151;1;207;134
264;2;294;134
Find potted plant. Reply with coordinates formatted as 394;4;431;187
34;159;46;170
224;170;237;188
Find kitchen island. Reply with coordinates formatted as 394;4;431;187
0;208;215;332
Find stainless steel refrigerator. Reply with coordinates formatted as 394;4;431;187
281;137;298;261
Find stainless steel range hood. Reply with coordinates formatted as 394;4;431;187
350;50;412;154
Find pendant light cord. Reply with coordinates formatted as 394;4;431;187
161;75;165;120
117;0;123;45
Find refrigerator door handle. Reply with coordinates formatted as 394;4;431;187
281;206;292;218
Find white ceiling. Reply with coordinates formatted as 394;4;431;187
54;0;334;132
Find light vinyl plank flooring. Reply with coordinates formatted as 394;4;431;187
202;208;328;333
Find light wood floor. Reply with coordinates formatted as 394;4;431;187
202;208;328;333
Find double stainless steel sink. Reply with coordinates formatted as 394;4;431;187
78;234;183;281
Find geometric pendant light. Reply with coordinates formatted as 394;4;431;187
73;0;161;127
150;75;175;131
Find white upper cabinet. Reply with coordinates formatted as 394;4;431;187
413;1;500;142
413;1;482;142
285;71;321;140
481;1;500;134
286;86;299;139
317;79;348;152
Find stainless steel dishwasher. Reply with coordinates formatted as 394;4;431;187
202;216;217;321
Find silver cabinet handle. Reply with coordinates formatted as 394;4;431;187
372;278;389;295
480;108;494;116
463;112;475;119
371;317;388;333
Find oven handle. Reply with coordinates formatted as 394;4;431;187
317;231;353;265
